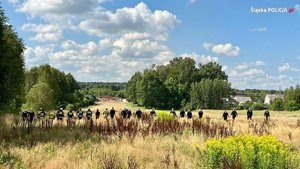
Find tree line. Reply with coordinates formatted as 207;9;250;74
126;57;231;110
0;5;25;113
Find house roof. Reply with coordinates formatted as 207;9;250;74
234;95;252;103
265;94;284;100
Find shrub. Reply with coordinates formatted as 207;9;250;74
157;111;174;121
271;99;284;111
0;153;24;169
66;104;74;110
242;101;253;110
284;100;300;111
201;135;300;169
251;102;268;110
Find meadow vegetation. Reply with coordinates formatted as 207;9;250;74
1;108;300;169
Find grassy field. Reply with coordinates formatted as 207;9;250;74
1;101;300;169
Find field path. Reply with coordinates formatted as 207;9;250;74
84;101;128;113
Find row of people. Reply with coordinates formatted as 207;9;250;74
170;108;204;119
22;107;271;123
221;108;270;121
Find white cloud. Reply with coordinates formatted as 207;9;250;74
188;0;197;4
202;42;213;50
17;0;101;17
79;2;179;38
7;0;19;5
212;43;240;56
22;23;63;42
278;63;300;72
251;27;268;32
24;45;54;68
278;63;290;72
179;53;218;65
295;4;300;12
254;60;265;66
224;61;297;89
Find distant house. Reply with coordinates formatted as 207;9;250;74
264;94;284;105
233;95;252;105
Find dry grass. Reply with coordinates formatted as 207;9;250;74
1;102;300;169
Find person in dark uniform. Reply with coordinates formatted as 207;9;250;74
247;108;253;120
39;108;46;127
180;109;185;118
127;109;132;119
150;108;156;117
121;108;127;118
77;109;83;120
95;109;100;119
28;110;35;124
67;109;74;126
222;110;229;121
110;107;116;118
22;110;28;122
170;108;176;117
231;109;238;121
67;110;74;119
56;108;64;121
198;109;204;119
135;108;142;119
187;110;193;119
86;108;92;120
264;109;270;121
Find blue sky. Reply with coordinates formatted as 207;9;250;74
2;0;300;89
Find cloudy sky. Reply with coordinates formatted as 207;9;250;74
2;0;300;89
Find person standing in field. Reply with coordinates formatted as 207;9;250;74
180;109;185;118
67;109;74;126
170;108;176;117
264;109;270;121
247;108;253;120
77;108;83;120
67;109;74;119
222;110;229;121
136;108;142;119
22;110;28;122
103;108;109;118
28;110;35;124
150;108;156;117
95;109;100;119
127;109;132;119
39;108;46;127
187;110;193;119
231;109;238;121
48;111;55;127
121;108;127;118
110;107;116;118
56;108;64;124
198;109;204;119
86;108;93;120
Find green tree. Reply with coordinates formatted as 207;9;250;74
137;69;168;108
284;100;299;111
198;62;228;80
125;72;143;103
270;98;284;111
189;79;231;109
25;64;79;106
26;82;55;111
0;6;25;113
